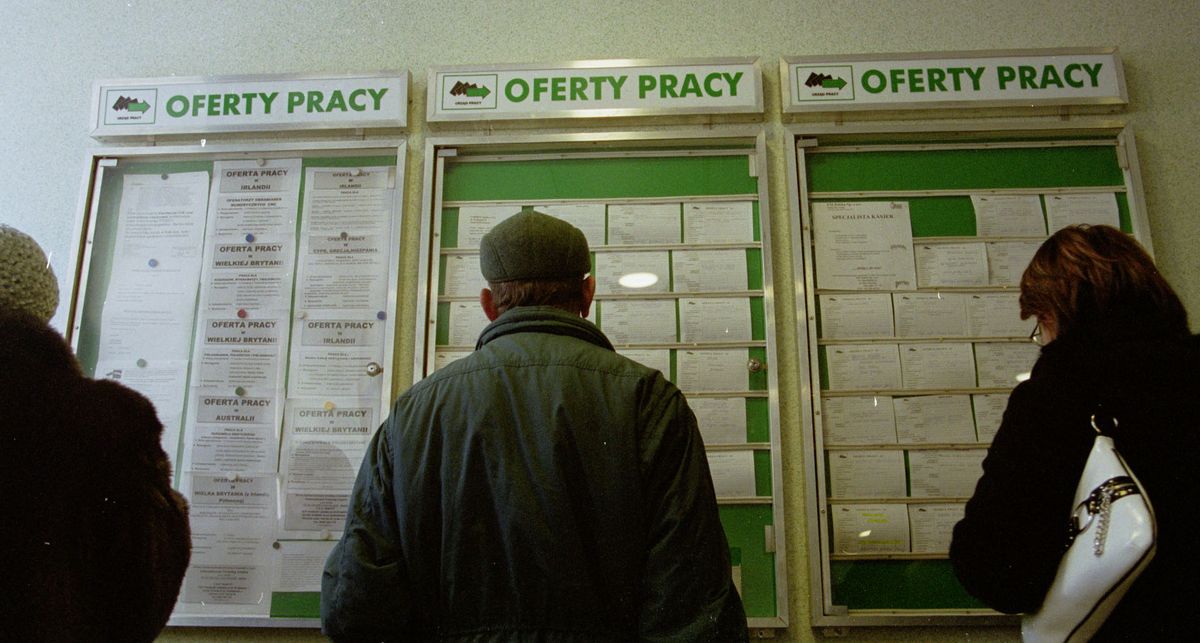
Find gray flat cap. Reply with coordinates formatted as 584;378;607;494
479;211;591;282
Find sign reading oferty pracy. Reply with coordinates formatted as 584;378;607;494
90;71;408;139
428;58;762;121
782;49;1125;113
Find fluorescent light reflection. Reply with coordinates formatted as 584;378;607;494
1015;372;1031;383
618;272;659;289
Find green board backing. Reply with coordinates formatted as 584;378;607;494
806;139;1135;612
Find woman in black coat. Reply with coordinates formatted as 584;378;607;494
0;225;191;642
950;225;1199;641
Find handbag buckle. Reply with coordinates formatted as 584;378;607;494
1068;476;1141;556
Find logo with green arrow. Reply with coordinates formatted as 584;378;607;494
103;88;157;125
112;95;151;112
442;74;498;110
795;65;855;102
450;81;491;98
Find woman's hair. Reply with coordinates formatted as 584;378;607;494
489;277;589;317
1019;224;1189;338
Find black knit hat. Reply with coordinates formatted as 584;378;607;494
479;211;591;283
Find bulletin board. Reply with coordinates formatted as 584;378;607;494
66;140;405;626
414;130;789;629
785;121;1151;627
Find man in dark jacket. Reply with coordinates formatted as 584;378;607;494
321;211;747;642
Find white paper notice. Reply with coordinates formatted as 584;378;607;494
102;171;208;361
987;240;1042;287
899;343;977;390
972;393;1010;442
274;540;337;592
279;399;376;534
99;259;202;360
915;242;989;288
672;249;748;293
892;293;967;338
297;166;394;313
607;203;681;245
200;236;295;314
974;342;1041;387
1044;193;1120;233
826;344;902;391
677;349;747;393
442;253;489;297
180;474;276;609
966;293;1032;337
832;504;911;554
819;294;894;339
908;449;986;498
112;171;209;261
95;358;189;461
828;450;907;499
433;349;472;372
194;316;287;391
909;503;966;554
447;301;492;346
455;205;522;248
707;450;757;498
679;297;752;343
600;300;677;344
595;251;670;295
821;395;898;445
893;395;976;444
812;201;916;291
183;391;281;474
541;203;607;249
689;397;747;445
615;348;671;376
684;201;754;243
208;159;301;239
287;313;387;400
971;194;1046;237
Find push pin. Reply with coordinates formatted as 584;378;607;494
324;401;335;411
136;358;147;368
235;386;246;396
245;233;255;243
366;362;383;377
237;309;248;319
377;311;386;320
148;258;158;267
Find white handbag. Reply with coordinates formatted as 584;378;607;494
1021;413;1157;642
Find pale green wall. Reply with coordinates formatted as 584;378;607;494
3;1;1197;641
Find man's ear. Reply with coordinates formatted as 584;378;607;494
580;274;596;318
481;287;499;321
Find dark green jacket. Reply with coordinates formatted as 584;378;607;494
322;306;747;642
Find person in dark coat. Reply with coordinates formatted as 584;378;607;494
321;212;747;642
950;224;1199;641
0;224;191;643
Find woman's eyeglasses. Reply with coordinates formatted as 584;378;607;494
1030;320;1046;346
